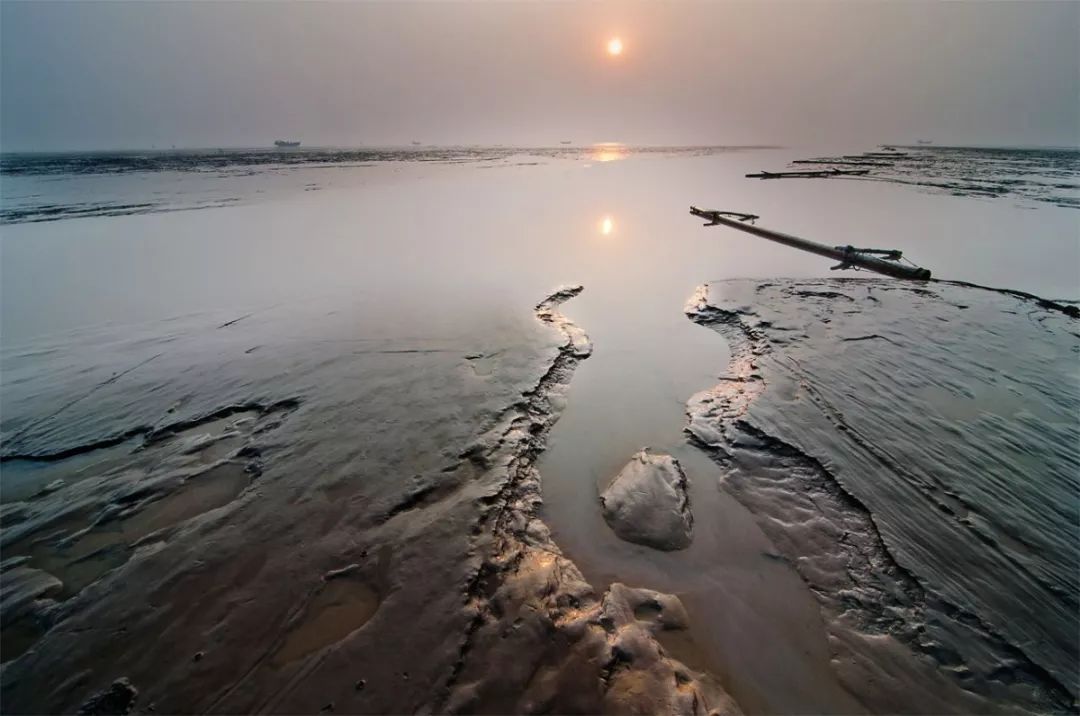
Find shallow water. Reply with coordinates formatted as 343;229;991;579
1;145;1077;712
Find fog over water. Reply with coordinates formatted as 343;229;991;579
2;1;1078;150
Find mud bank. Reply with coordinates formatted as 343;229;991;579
1;287;738;715
685;278;1078;713
1;401;297;661
783;146;1080;208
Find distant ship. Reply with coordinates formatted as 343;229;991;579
411;141;422;146
560;141;572;145
274;140;301;148
917;139;933;145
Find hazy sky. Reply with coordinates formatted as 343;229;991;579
2;1;1077;150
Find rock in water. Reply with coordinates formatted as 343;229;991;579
600;450;692;550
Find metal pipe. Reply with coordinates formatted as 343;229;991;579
689;206;931;281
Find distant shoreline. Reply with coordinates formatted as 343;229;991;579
0;143;787;156
4;143;1080;156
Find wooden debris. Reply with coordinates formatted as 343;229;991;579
746;168;870;179
792;159;893;167
689;206;932;281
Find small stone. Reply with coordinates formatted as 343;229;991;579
77;678;138;715
354;679;366;691
193;651;204;662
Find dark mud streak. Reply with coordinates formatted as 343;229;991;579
1;399;301;463
934;279;1080;319
792;290;856;302
685;285;1076;711
0;200;246;225
4;353;163;451
351;349;453;355
218;313;254;329
379;482;443;522
838;334;894;344
1;427;149;464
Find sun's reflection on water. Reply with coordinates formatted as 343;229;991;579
590;143;628;163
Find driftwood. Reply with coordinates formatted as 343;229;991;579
792;159;893;167
689;206;932;281
746;168;870;179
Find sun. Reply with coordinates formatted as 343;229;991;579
607;37;623;56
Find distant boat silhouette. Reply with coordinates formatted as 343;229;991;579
560;141;572;145
274;140;301;148
917;139;933;145
411;141;422;146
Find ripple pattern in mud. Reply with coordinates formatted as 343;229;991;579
686;278;1078;712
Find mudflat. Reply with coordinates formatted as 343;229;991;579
2;146;1077;713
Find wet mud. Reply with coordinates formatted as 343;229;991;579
1;287;739;715
783;146;1080;208
1;402;296;661
3;145;1077;714
685;278;1078;713
271;575;382;667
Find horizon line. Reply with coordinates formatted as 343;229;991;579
4;141;1079;155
